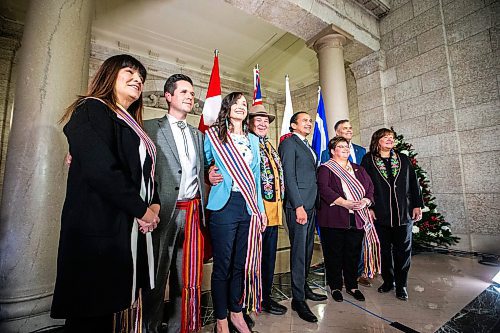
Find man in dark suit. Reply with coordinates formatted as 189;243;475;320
278;112;327;323
320;119;366;164
143;74;206;333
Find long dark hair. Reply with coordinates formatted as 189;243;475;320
213;92;249;144
369;128;396;156
59;54;147;126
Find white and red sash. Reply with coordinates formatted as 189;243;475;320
206;127;263;312
323;159;381;278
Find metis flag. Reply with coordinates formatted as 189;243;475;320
198;50;222;133
253;66;263;106
279;75;294;142
311;87;329;166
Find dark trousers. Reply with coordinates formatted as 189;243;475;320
375;223;413;288
285;207;315;301
210;192;250;320
261;225;278;304
143;208;187;333
64;315;113;333
320;223;364;291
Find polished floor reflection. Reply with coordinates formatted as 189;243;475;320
201;252;499;333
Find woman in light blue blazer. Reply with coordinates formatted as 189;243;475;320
204;92;266;333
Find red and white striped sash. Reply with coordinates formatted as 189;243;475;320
206;127;263;312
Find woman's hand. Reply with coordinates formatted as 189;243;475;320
149;203;160;216
139;207;160;233
342;199;359;210
412;207;422;221
369;209;376;221
260;214;268;233
208;165;223;185
65;153;72;166
137;219;154;234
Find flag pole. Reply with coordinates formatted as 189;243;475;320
214;49;219;56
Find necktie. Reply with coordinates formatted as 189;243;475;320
303;139;309;147
348;154;353;163
176;121;190;159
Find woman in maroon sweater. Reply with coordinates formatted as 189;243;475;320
317;136;374;303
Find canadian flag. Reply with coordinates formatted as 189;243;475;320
198;51;222;133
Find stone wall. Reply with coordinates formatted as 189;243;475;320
352;0;499;253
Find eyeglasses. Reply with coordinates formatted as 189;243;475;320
335;145;349;149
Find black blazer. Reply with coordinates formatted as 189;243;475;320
278;134;318;210
51;99;159;318
361;152;423;227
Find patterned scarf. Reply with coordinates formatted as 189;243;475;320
206;127;263;313
373;151;400;180
258;136;284;201
323;160;381;278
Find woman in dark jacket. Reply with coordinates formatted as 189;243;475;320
361;128;423;301
51;54;160;332
317;136;375;303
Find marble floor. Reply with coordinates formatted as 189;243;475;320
200;252;500;333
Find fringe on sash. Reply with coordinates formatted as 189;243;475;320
113;290;143;333
362;223;382;278
178;199;203;333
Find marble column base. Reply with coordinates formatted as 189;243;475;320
0;311;64;333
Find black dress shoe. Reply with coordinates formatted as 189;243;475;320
305;285;327;301
262;298;287;315
331;289;343;302
377;283;395;293
291;299;318;323
243;312;254;329
396;287;408;301
346;289;365;301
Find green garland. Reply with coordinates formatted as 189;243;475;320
392;128;460;248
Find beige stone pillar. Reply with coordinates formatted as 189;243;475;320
307;27;351;138
0;0;94;331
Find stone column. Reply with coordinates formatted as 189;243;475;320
0;0;94;331
308;27;351;138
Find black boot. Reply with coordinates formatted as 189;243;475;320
291;299;318;323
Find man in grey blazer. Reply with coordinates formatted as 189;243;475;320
278;111;327;323
143;74;206;333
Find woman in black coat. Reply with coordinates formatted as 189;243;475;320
51;55;160;332
361;128;423;301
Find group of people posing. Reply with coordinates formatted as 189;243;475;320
51;54;423;333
